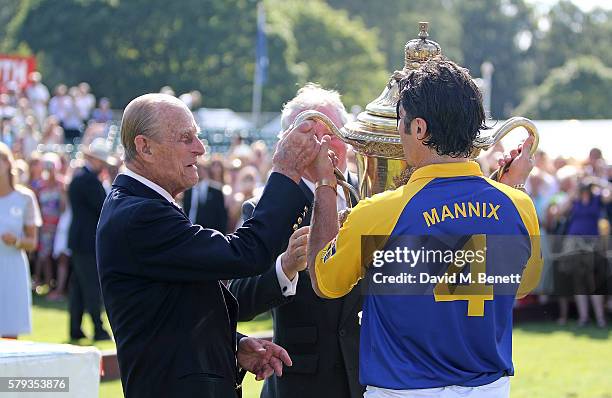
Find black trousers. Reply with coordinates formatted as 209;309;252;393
69;252;105;336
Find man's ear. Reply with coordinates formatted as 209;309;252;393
134;135;154;162
413;118;428;140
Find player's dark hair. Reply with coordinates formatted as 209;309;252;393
396;57;490;158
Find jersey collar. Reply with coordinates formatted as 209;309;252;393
408;161;483;183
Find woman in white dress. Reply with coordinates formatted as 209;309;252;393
0;142;41;338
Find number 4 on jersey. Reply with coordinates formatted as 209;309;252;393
433;234;493;316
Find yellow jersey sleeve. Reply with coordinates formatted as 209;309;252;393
314;178;433;298
484;178;543;298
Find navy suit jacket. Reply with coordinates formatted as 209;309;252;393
96;172;308;398
230;174;364;398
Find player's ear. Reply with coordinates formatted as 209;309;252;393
412;118;428;139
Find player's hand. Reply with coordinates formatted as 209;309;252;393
280;226;309;281
310;135;336;182
498;134;535;187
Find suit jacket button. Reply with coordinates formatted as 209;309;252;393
338;329;346;337
304;206;309;212
297;217;303;224
293;224;298;231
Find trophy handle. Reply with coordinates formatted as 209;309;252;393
292;110;361;205
473;117;539;182
291;111;539;189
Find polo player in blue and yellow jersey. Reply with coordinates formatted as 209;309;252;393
306;58;542;398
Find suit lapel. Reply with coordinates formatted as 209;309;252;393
298;179;314;203
298;180;314;227
221;282;239;329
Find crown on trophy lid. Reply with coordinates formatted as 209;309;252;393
342;22;443;159
403;22;442;70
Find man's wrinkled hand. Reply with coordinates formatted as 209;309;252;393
237;337;292;381
281;226;309;281
272;120;319;183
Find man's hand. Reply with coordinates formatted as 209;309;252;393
497;134;535;187
281;226;309;281
1;232;18;247
272;121;319;183
310;135;336;182
237;337;292;381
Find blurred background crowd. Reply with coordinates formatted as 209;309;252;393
0;70;610;341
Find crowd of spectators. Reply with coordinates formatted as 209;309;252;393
0;72;610;340
482;145;611;327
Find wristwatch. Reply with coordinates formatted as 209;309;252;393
315;178;337;194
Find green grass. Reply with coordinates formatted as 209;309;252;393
21;295;612;398
512;322;612;398
22;295;267;398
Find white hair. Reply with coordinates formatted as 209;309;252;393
280;83;348;131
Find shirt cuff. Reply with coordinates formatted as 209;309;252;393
275;254;299;297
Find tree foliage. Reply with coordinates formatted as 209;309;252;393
516;56;612;119
10;0;386;111
529;1;612;86
325;0;463;70
3;0;612;119
454;0;535;118
327;0;537;119
267;0;387;109
17;0;262;109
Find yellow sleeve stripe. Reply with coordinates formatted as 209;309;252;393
482;177;543;297
314;177;434;298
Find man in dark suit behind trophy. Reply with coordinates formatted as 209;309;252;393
96;93;327;398
182;160;228;233
230;83;365;398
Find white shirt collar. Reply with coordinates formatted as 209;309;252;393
122;167;177;205
301;169;350;210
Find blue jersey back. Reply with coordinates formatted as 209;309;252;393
359;171;539;389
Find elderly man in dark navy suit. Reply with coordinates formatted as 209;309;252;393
96;93;327;398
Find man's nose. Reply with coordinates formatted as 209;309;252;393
194;138;205;156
